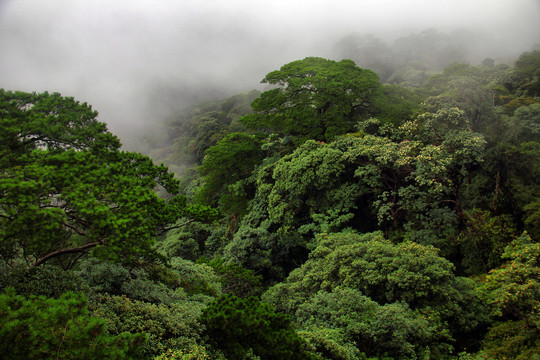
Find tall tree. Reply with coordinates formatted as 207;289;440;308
241;57;382;143
508;50;540;96
197;131;265;214
0;90;215;267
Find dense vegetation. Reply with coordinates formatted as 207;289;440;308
1;31;539;359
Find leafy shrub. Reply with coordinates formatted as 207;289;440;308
0;288;145;359
78;258;220;303
200;294;316;360
92;294;207;358
156;220;214;261
120;272;188;305
170;257;222;297
263;232;488;358
0;263;87;298
296;287;433;359
153;344;226;360
299;326;364;360
480;233;540;359
205;257;263;297
77;258;131;295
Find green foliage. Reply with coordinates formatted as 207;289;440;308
235;135;392;244
222;225;308;282
157;220;215;261
481;233;539;319
149;90;259;169
0;90;119;157
200;294;315;360
422;63;484;96
263;232;487;357
508;103;540;143
371;84;422;125
77;258;131;295
241;57;382;143
495;103;540;239
237;108;486;253
77;257;221;303
170;257;223;297
0;263;87;298
509;50;540;96
153;344;225;360
73;258;222;358
523;199;540;240
299;326;364;360
92;293;207;358
295;287;434;359
0;288;144;359
0;90;208;267
457;209;518;275
2;50;539;360
479;233;540;359
481;319;540;360
418;62;508;136
390;108;485;249
197;132;266;214
263;139;364;235
205;258;263;297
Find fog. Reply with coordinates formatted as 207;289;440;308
1;0;539;150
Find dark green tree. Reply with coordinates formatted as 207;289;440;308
205;258;263;297
457;209;518;275
234;107;486;254
508;50;540;96
200;294;315;360
296;287;433;359
240;57;382;143
91;292;207;358
197;132;265;214
0;90;214;267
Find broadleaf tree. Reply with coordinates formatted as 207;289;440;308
240;57;382;143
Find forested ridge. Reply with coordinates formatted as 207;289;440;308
1;35;539;359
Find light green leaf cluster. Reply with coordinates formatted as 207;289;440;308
479;232;540;359
92;293;206;358
239;108;486;248
263;232;481;359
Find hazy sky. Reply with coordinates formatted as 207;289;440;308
1;0;539;149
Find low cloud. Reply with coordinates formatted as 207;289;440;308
1;0;539;149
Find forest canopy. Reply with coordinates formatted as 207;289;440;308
1;46;539;359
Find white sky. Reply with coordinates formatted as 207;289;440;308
1;0;539;148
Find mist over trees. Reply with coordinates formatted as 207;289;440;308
1;0;539;149
1;1;540;359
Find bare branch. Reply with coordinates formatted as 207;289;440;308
158;219;195;235
61;222;86;236
33;239;104;267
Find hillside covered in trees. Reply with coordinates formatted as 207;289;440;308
1;35;539;359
